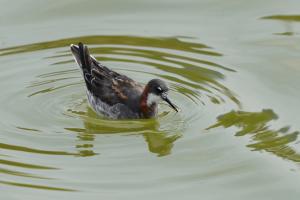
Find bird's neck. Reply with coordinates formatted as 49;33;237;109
140;86;157;118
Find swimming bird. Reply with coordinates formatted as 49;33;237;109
70;43;178;119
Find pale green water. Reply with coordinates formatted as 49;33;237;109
1;0;300;199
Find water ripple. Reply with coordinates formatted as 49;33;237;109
0;35;239;192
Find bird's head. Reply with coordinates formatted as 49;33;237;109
143;79;178;112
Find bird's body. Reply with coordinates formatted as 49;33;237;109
70;43;177;119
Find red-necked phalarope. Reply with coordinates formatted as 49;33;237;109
70;43;178;119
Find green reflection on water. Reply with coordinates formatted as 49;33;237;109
207;109;300;162
261;15;300;22
13;35;239;107
0;158;57;170
0;180;76;192
67;107;181;157
0;34;238;160
261;14;300;36
0;142;78;156
0;34;240;191
0;167;51;180
0;35;220;56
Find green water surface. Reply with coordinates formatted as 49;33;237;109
1;0;300;199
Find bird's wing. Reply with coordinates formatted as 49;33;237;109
89;58;144;105
71;43;144;106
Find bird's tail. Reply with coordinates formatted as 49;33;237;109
70;43;94;90
70;42;92;73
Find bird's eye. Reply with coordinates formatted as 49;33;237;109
156;86;162;93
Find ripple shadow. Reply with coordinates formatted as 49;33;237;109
0;35;241;191
66;106;182;157
0;35;240;157
261;14;300;36
207;109;300;162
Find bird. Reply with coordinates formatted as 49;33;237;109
70;43;178;119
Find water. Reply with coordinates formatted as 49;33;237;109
1;0;300;199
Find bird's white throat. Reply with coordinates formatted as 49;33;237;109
147;93;161;106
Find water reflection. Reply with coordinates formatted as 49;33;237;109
207;109;300;162
0;35;239;108
66;106;181;157
0;153;76;191
0;180;76;191
261;15;300;35
0;167;50;179
0;35;240;158
143;133;181;156
0;35;220;56
0;35;239;191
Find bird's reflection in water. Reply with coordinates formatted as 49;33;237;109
207;109;300;162
66;106;181;157
143;132;181;157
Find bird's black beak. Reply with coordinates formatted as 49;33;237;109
161;93;178;112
